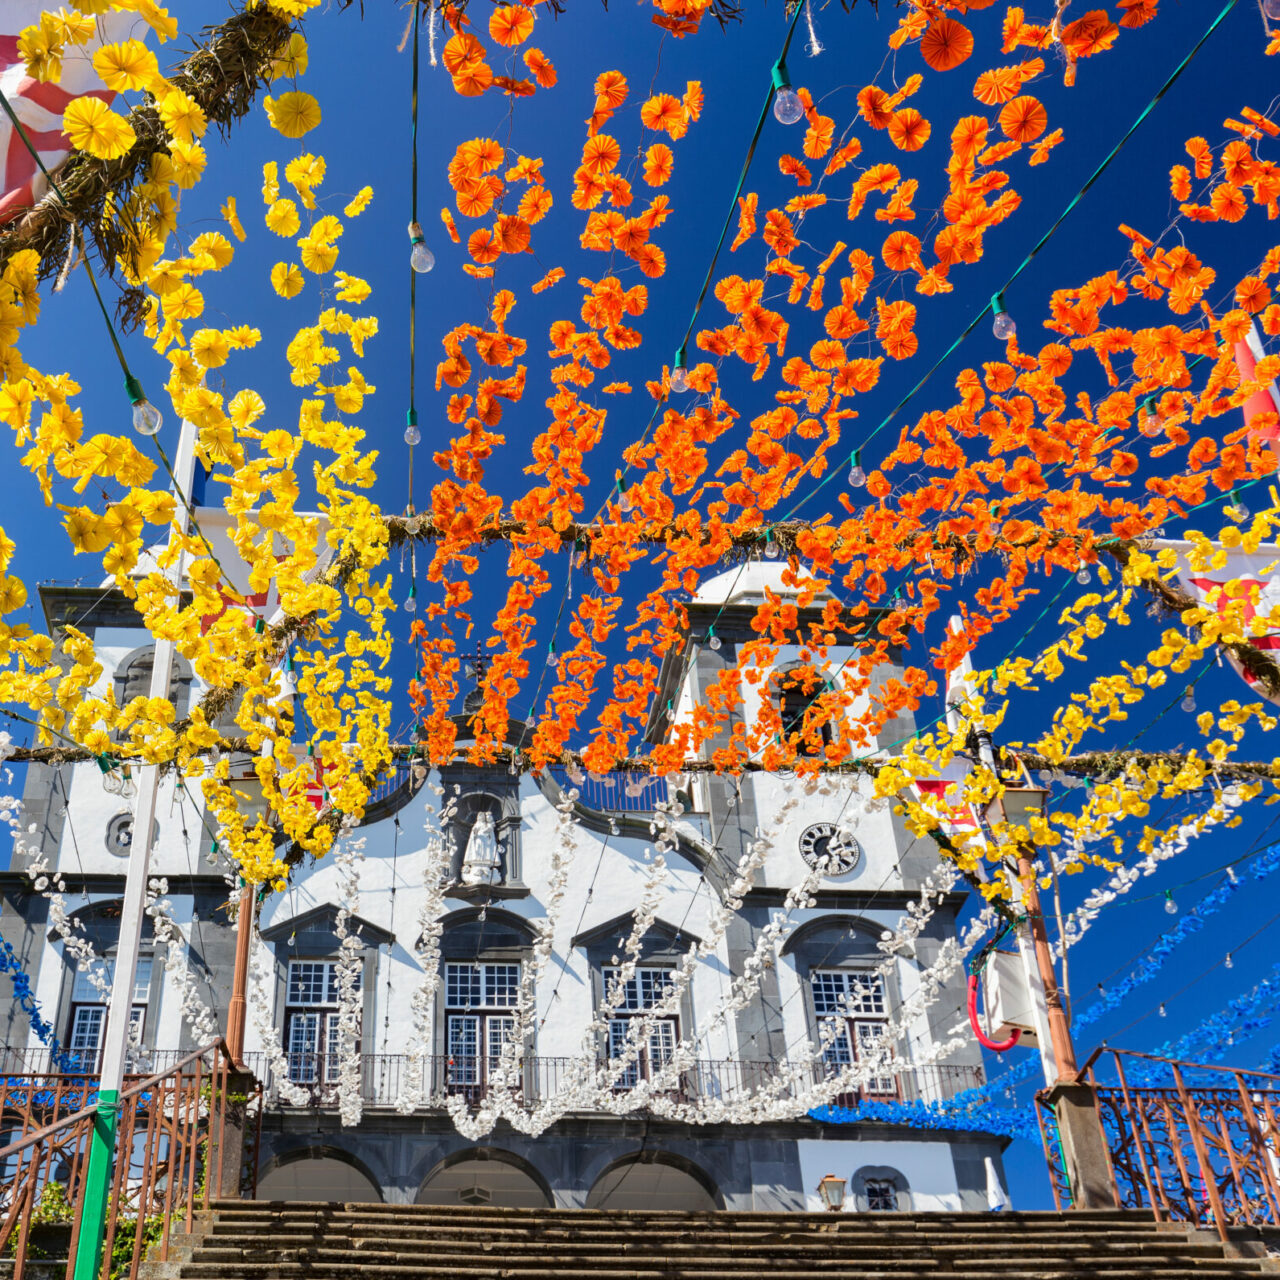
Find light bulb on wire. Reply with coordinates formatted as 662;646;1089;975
669;348;690;394
1225;952;1234;970
404;582;417;614
1180;685;1196;714
280;652;297;696
763;530;781;560
1158;1003;1167;1018
1225;490;1249;522
404;409;421;446
847;449;867;489
1164;890;1178;916
408;221;435;273
771;62;805;125
990;293;1016;342
617;480;633;513
125;374;162;437
1139;398;1161;438
546;642;558;669
707;627;722;652
1076;565;1091;586
1265;0;1280;21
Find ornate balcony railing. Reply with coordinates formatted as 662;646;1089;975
1036;1047;1280;1241
547;767;670;813
240;1051;981;1113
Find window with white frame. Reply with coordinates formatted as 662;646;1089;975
444;962;521;1089
284;960;361;1085
68;957;152;1065
811;968;897;1096
603;967;677;1088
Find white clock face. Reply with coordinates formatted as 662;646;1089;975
799;823;862;876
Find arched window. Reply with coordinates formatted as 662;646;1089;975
113;646;193;727
774;666;836;753
851;1165;911;1212
782;916;902;1103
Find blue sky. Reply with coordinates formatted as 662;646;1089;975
7;0;1280;1205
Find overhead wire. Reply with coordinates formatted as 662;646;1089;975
778;0;1245;524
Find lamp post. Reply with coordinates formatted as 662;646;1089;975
987;785;1077;1083
817;1173;847;1212
987;782;1113;1209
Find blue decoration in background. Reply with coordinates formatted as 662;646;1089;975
0;934;76;1073
812;844;1280;1139
809;1095;1040;1142
1129;955;1280;1084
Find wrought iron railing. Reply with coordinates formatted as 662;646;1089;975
547;768;670;814
1036;1047;1280;1240
0;1042;261;1280
242;1050;980;1112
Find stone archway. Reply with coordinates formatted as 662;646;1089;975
257;1145;383;1203
416;1148;552;1209
586;1151;719;1211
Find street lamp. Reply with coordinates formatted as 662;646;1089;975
985;782;1048;829
817;1173;846;1212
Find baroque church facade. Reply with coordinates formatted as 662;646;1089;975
1;540;1008;1213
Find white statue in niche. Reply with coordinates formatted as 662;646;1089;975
461;811;504;886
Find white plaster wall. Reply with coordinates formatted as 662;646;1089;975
749;773;901;892
795;1138;961;1212
243;773;738;1067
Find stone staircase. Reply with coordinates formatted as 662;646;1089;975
139;1201;1280;1279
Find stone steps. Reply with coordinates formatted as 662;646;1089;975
157;1203;1270;1280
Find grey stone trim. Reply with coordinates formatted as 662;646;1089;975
253;1111;1005;1210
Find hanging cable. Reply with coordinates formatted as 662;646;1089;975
404;0;433;512
781;0;1244;522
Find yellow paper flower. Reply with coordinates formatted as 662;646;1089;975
344;186;373;217
265;198;300;237
299;238;338;274
272;32;309;80
191;329;231;368
229;389;266;429
133;0;179;41
189;232;234;269
222;197;245;242
334;272;371;303
271;262;304;298
61;507;111;554
62;97;136;161
264;91;321;139
262;161;279;204
158;89;207;143
162;282;204;321
168;139;207;189
91;39;159;92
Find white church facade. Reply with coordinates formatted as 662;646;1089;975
1;554;1008;1213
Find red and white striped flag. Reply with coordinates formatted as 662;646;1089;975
0;7;134;224
1158;538;1280;706
1235;318;1280;462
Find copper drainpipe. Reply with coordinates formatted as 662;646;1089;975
1016;847;1079;1082
225;884;254;1067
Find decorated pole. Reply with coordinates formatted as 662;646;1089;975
72;418;198;1280
997;785;1113;1209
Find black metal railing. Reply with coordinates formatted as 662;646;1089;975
240;1051;981;1112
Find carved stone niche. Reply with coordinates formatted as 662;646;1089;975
439;767;527;901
